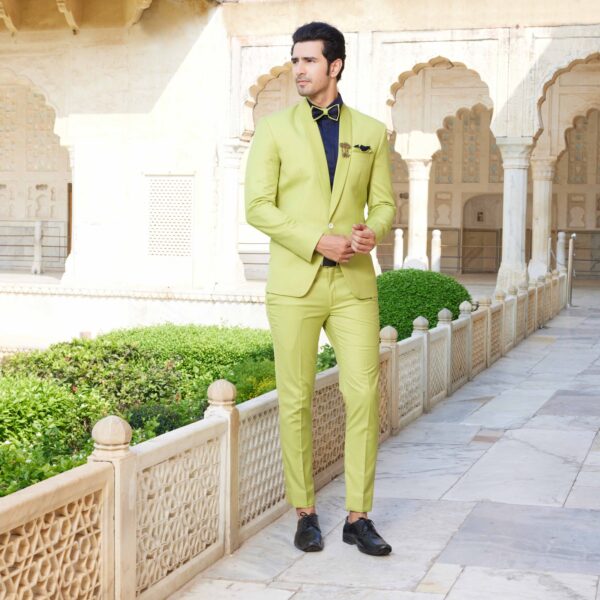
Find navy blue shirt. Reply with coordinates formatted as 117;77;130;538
309;95;343;189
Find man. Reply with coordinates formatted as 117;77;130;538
245;22;396;556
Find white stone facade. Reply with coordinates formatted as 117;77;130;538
0;0;599;343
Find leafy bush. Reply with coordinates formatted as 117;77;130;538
316;344;337;370
377;269;471;340
0;376;109;496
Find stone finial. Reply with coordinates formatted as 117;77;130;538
91;415;132;458
380;326;398;343
207;379;237;408
412;316;429;334
537;275;545;284
552;269;558;277
545;272;552;282
494;289;506;302
438;308;452;324
459;301;472;317
508;286;518;296
518;280;528;293
478;297;492;308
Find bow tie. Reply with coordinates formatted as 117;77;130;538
311;103;340;122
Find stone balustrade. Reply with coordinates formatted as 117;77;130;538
0;271;568;599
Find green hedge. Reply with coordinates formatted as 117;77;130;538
0;376;109;496
377;269;471;340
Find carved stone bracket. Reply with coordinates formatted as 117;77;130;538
0;0;19;33
126;0;153;27
56;0;82;31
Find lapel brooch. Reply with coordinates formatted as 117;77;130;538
340;142;351;158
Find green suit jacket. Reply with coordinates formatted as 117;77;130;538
245;99;396;299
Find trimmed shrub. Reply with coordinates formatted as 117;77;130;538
0;376;110;496
377;269;471;340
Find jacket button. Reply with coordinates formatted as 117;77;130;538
328;223;334;229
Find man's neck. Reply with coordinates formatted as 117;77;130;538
308;86;339;109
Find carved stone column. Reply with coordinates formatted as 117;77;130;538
528;157;556;280
496;138;533;292
403;159;431;270
215;138;248;288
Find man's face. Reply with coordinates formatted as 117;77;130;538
291;40;338;100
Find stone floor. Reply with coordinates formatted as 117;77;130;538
171;282;600;600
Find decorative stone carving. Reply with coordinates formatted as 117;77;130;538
26;93;60;172
0;0;19;33
0;183;14;217
567;116;588;184
252;68;296;128
462;110;481;183
435;117;454;184
0;87;18;172
26;184;56;219
56;0;82;30
489;137;504;183
567;193;586;228
126;0;153;27
434;192;452;226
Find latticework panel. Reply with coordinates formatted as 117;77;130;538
489;307;502;363
147;175;193;257
136;437;221;595
527;289;536;334
471;311;487;376
537;287;545;327
238;404;285;528
378;356;391;439
428;334;447;403
552;279;560;316
397;345;423;424
312;380;345;478
503;300;515;353
544;284;552;323
516;295;527;343
451;323;469;389
0;491;104;598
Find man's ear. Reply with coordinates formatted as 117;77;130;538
329;58;343;79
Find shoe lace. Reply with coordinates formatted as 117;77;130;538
298;512;319;528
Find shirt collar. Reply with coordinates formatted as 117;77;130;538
307;93;343;110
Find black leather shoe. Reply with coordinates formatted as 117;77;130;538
343;517;392;556
294;512;324;552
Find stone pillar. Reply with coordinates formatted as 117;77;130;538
556;231;567;273
411;316;430;410
215;139;248;289
495;138;534;292
379;326;398;432
431;229;442;272
90;415;136;600
403;159;431;270
32;220;42;275
393;228;404;269
528;157;556;280
204;379;240;554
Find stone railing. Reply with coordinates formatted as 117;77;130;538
0;272;567;599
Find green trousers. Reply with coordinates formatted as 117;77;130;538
266;266;381;512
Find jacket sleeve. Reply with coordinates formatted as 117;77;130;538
245;118;323;263
365;126;396;243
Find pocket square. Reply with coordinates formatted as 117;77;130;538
353;144;371;152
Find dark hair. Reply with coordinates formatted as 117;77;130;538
292;22;346;81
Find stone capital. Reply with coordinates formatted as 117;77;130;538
218;138;249;169
530;157;557;181
405;158;432;181
496;137;534;170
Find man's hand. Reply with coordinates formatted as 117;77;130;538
316;235;355;263
350;224;376;254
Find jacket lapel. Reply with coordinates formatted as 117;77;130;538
299;100;331;204
329;105;352;219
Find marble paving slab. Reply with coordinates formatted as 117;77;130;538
537;392;600;417
170;579;295;600
439;502;600;575
387;422;481;445
445;566;598;600
276;499;475;591
444;428;594;505
418;398;491;423
273;584;445;600
565;466;600;509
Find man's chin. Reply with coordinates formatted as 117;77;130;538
296;87;310;97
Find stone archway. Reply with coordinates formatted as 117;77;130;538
388;59;494;270
0;69;71;273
